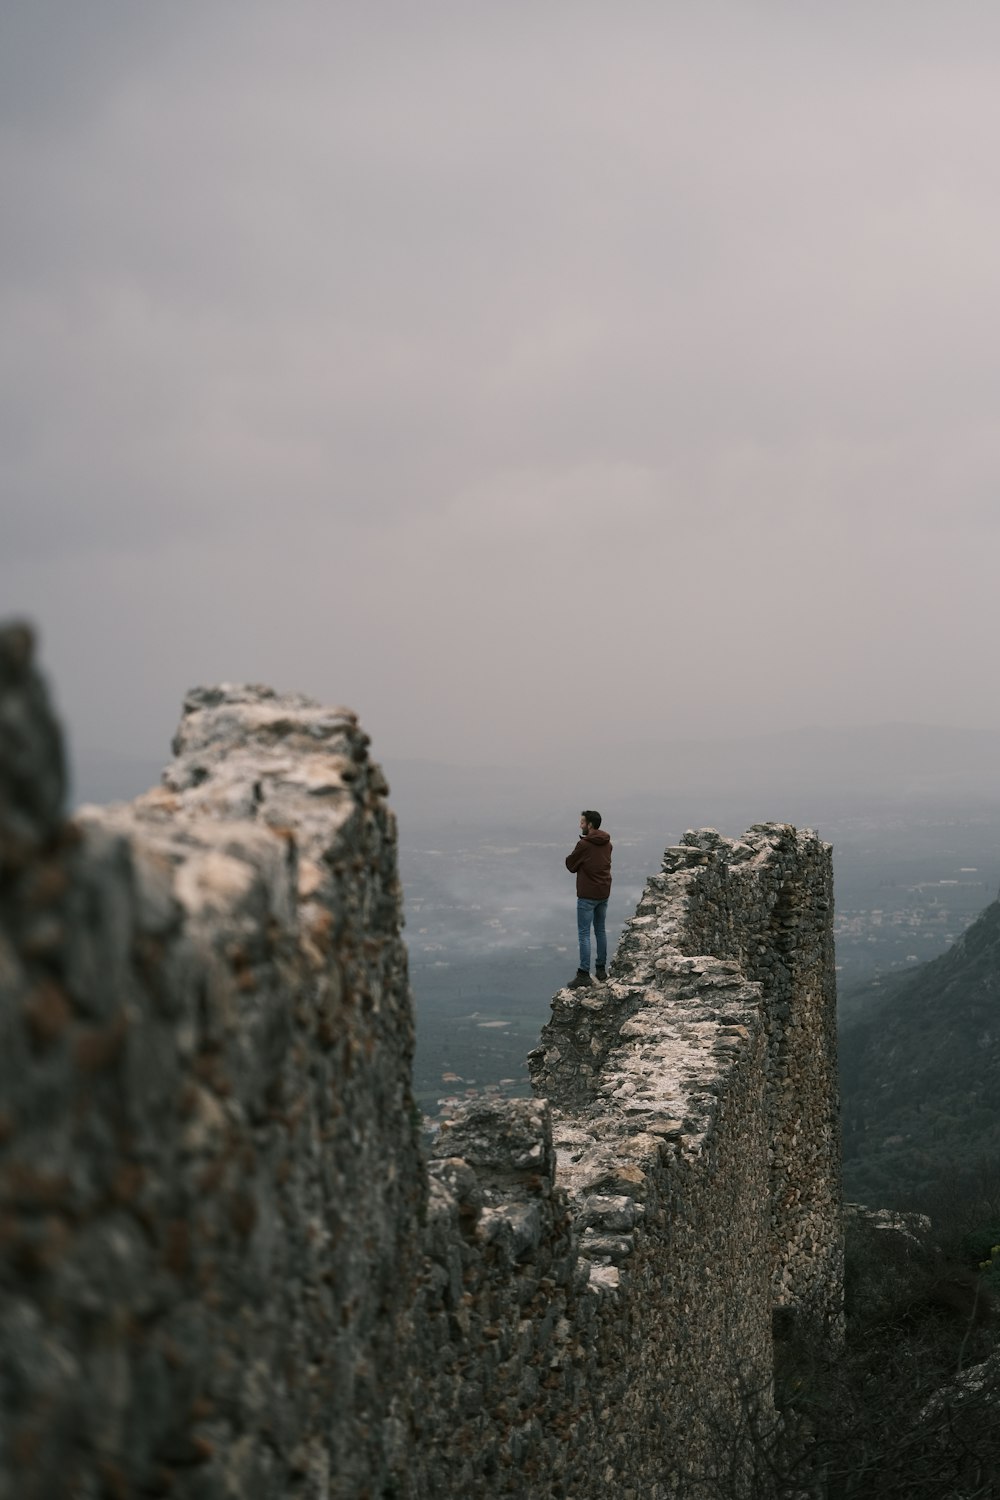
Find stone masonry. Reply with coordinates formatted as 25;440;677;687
0;625;842;1499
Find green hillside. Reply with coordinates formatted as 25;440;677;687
840;897;1000;1206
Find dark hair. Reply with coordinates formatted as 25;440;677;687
581;810;602;829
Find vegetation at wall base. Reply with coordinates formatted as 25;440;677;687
681;1188;1000;1498
758;1194;1000;1499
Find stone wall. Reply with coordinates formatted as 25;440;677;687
0;626;842;1500
608;826;842;1340
0;629;423;1499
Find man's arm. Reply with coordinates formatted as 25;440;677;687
565;840;587;873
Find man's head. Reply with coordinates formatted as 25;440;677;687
580;810;602;833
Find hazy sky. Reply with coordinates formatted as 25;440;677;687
3;2;1000;772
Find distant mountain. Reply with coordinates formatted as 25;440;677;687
840;897;1000;1206
387;724;1000;831
613;723;1000;807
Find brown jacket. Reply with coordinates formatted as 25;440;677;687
565;830;612;900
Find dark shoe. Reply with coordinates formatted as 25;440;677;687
567;969;593;989
595;966;607;982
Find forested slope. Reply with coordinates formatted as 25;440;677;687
841;897;1000;1205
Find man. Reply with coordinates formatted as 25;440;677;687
564;810;612;989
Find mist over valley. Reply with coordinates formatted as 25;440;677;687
72;721;1000;1121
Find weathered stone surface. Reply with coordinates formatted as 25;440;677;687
0;622;66;873
0;625;842;1499
0;633;421;1500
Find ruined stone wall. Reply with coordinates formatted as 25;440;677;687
0;627;841;1500
614;827;843;1340
411;982;776;1498
0;630;423;1500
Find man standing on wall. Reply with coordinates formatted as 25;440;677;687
565;810;612;989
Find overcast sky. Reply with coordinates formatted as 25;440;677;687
3;2;1000;775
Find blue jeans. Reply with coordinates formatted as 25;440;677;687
577;898;608;972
